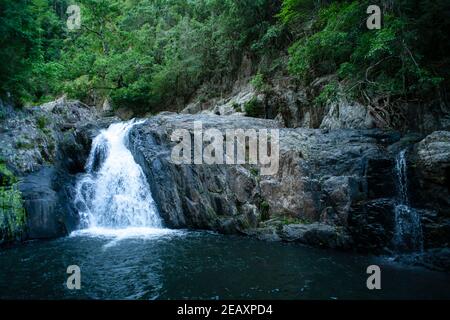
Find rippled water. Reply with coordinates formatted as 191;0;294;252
1;231;449;300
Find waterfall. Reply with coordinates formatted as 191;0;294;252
74;120;162;230
393;150;423;252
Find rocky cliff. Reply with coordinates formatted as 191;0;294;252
181;72;450;136
1;98;449;270
128;113;449;267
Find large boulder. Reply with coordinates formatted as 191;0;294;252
0;99;102;242
128;113;405;252
279;223;352;249
19;167;70;238
129;114;279;233
320;99;376;130
348;198;396;253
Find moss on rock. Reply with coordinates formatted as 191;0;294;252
0;162;26;244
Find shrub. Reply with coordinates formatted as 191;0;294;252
231;101;241;111
250;73;269;92
286;0;447;103
0;161;26;243
244;97;265;118
16;140;34;150
36;115;48;130
0;185;26;242
314;81;340;106
260;201;270;221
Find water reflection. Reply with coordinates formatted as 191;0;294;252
1;232;450;299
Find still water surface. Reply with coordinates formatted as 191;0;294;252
0;229;449;299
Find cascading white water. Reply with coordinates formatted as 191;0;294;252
74;120;162;230
393;149;423;252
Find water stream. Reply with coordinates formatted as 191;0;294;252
73;120;164;236
393;150;424;253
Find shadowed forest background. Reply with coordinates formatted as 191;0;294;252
1;0;449;122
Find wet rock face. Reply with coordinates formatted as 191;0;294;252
409;131;450;249
129;113;407;251
413;131;450;207
18;167;75;239
129;114;279;233
348;198;396;253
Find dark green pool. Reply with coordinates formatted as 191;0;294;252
1;229;449;299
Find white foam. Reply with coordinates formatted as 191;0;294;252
70;227;183;239
74;120;162;229
70;227;187;248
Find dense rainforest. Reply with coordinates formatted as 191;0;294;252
0;0;449;120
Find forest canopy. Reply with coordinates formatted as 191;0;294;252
0;0;448;114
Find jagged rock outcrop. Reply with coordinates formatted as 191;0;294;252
129;114;280;233
319;99;377;130
409;131;450;249
128;113;431;252
186;72;450;135
181;84;254;117
0;98;113;243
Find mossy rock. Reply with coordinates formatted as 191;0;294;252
259;201;270;221
0;163;17;187
16;140;34;150
244;97;265;118
278;216;313;225
0;186;27;243
0;162;27;243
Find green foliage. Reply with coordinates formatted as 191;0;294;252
288;1;361;81
16;140;34;150
0;0;67;105
0;186;26;241
1;0;448;116
250;72;270;92
285;0;449;102
56;0;278;112
0;162;26;243
36;115;49;130
314;81;340;106
260;201;270;221
278;0;316;26
279;216;312;225
249;167;259;176
244;97;265;118
0;163;16;187
0;0;279;112
231;101;241;111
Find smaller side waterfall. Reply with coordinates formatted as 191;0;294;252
393;150;423;252
74;120;162;229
